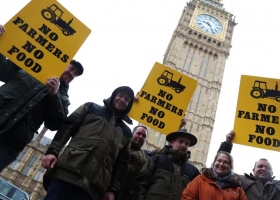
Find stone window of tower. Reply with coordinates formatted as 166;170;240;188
22;155;38;176
188;30;192;35
217;42;221;47
198;34;202;39
34;166;46;181
213;54;218;61
207;39;212;44
10;150;27;170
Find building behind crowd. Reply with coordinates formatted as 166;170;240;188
143;0;236;170
0;128;50;200
0;0;237;198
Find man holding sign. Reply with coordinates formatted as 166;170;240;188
0;25;84;172
218;131;280;200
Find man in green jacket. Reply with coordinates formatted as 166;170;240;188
114;118;187;200
218;131;280;200
0;25;84;172
113;125;150;200
41;86;135;200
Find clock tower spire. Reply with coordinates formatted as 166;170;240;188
142;0;237;170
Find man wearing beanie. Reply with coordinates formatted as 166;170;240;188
133;129;200;200
41;86;135;200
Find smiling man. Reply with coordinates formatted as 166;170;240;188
218;131;280;200
41;86;135;200
0;25;84;172
132;129;200;200
111;125;150;200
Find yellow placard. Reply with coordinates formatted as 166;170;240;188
233;75;280;152
128;62;198;135
0;0;91;84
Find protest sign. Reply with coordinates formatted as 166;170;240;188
233;75;280;152
129;62;198;135
0;0;91;84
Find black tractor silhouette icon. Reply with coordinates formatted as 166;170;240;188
250;80;280;102
157;70;185;93
41;4;76;36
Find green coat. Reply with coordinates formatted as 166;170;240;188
133;150;200;200
118;142;150;200
43;89;134;200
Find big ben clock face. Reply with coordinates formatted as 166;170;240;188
195;14;223;35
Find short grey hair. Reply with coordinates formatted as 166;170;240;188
254;158;272;171
132;125;148;135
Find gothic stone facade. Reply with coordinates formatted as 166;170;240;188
143;0;236;170
0;130;50;200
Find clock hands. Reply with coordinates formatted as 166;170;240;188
202;20;215;34
196;15;222;34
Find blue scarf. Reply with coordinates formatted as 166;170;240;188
211;165;233;188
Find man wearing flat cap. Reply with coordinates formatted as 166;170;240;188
0;25;84;172
132;129;200;200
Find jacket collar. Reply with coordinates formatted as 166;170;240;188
60;83;69;94
202;168;241;188
131;141;142;151
166;149;187;164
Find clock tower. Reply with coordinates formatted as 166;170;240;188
142;0;236;169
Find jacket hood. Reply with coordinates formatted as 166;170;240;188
104;86;134;117
202;167;241;188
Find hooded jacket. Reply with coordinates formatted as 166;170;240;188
43;86;134;199
133;149;200;200
181;167;247;200
0;54;70;150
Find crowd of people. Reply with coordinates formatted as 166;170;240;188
0;25;280;200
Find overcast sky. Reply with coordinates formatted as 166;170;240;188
1;0;280;179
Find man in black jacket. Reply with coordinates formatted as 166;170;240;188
0;25;84;172
133;129;200;200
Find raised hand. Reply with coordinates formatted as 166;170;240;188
226;130;235;144
46;77;60;95
0;25;5;35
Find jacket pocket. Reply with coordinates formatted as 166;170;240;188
0;93;13;110
58;145;95;174
181;175;190;187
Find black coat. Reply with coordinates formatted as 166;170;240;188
0;54;70;149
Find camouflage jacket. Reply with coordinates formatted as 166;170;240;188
118;141;150;200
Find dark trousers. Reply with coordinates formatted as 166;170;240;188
44;178;93;200
0;144;18;172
